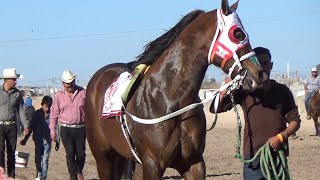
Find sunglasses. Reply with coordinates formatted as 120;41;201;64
7;78;17;81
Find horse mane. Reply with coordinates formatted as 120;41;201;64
127;9;205;71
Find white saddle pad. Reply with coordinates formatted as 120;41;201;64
101;72;132;118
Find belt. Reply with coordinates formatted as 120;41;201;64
308;90;318;92
59;123;85;128
0;121;16;125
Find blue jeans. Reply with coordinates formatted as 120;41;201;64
243;156;266;180
41;140;51;179
243;156;290;180
305;91;316;114
35;139;51;179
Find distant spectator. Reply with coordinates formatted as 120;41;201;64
25;94;32;108
304;67;320;120
25;94;35;123
17;94;35;137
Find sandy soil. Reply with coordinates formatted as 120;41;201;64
13;96;320;180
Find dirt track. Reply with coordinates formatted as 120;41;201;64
14;97;320;180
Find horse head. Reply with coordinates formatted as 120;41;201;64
208;0;267;91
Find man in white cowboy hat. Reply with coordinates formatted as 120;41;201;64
304;67;320;120
0;68;29;178
49;70;86;180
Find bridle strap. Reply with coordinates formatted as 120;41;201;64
122;74;243;125
220;58;228;68
227;51;256;77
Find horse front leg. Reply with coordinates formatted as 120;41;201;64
178;157;206;180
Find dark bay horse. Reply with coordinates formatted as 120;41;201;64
309;91;320;135
85;0;267;179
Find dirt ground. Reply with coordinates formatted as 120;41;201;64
14;96;320;180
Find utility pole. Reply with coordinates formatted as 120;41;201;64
294;70;298;86
287;62;290;79
48;78;56;94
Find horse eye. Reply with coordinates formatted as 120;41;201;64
233;28;246;41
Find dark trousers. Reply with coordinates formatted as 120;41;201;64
34;141;43;174
0;124;17;178
60;126;86;180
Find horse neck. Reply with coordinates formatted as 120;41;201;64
147;12;215;104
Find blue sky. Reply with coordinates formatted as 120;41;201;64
0;0;319;87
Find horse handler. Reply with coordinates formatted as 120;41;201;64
49;70;86;180
211;47;301;179
304;67;320;120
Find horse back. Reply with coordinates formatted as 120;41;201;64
85;63;133;158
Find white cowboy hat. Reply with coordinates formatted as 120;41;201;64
0;68;23;79
311;67;317;72
61;70;77;83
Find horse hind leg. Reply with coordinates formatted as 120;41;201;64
123;159;135;179
95;154;112;180
95;150;127;180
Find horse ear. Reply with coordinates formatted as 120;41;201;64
230;0;239;11
221;0;231;16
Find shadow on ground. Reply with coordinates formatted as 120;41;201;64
162;172;240;179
